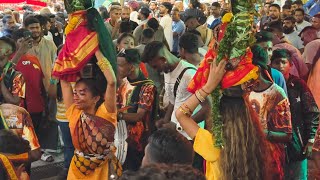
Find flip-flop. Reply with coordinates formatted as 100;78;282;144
41;153;54;162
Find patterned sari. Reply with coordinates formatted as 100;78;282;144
66;104;122;179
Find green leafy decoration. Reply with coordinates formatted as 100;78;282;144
211;0;258;148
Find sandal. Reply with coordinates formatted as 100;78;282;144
41;153;54;162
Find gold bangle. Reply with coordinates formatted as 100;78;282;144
183;103;193;115
178;106;191;117
195;90;205;103
97;60;111;71
201;87;210;94
194;93;201;102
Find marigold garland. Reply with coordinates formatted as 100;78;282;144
65;11;84;35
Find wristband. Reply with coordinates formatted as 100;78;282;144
118;112;123;120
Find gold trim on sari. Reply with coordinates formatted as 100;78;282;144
0;154;18;180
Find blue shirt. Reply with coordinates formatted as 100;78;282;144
304;0;320;17
209;18;221;30
271;68;288;96
172;20;185;53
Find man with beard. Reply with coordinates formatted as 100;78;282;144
283;16;304;52
121;6;138;33
159;2;173;51
138;7;151;25
0;15;17;38
294;8;312;34
34;15;53;42
24;17;56;93
269;4;281;22
262;4;281;30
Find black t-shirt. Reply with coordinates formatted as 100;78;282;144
50;27;63;47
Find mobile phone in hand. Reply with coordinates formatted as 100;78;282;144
23;31;32;38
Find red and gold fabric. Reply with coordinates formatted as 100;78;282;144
0;153;29;180
188;39;258;93
66;104;122;179
52;11;99;82
0;154;18;180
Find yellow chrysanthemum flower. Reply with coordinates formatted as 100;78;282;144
221;13;233;23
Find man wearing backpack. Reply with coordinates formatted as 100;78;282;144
142;41;211;138
142;40;211;172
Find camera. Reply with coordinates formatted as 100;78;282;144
80;63;93;78
23;31;32;38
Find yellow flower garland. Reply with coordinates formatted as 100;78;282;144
221;13;233;23
65;11;85;35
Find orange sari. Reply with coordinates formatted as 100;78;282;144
66;104;122;179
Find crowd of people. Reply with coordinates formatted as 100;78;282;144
0;0;320;179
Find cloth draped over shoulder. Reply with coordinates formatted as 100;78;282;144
52;10;117;82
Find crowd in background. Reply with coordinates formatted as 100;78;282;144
0;0;320;179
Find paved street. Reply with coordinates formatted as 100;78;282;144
30;152;64;180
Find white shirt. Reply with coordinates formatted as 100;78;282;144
130;11;140;24
206;15;215;26
296;20;312;34
164;60;200;140
44;31;54;42
160;14;173;51
284;31;304;50
139;19;148;25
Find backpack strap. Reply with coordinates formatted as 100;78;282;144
174;67;196;97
